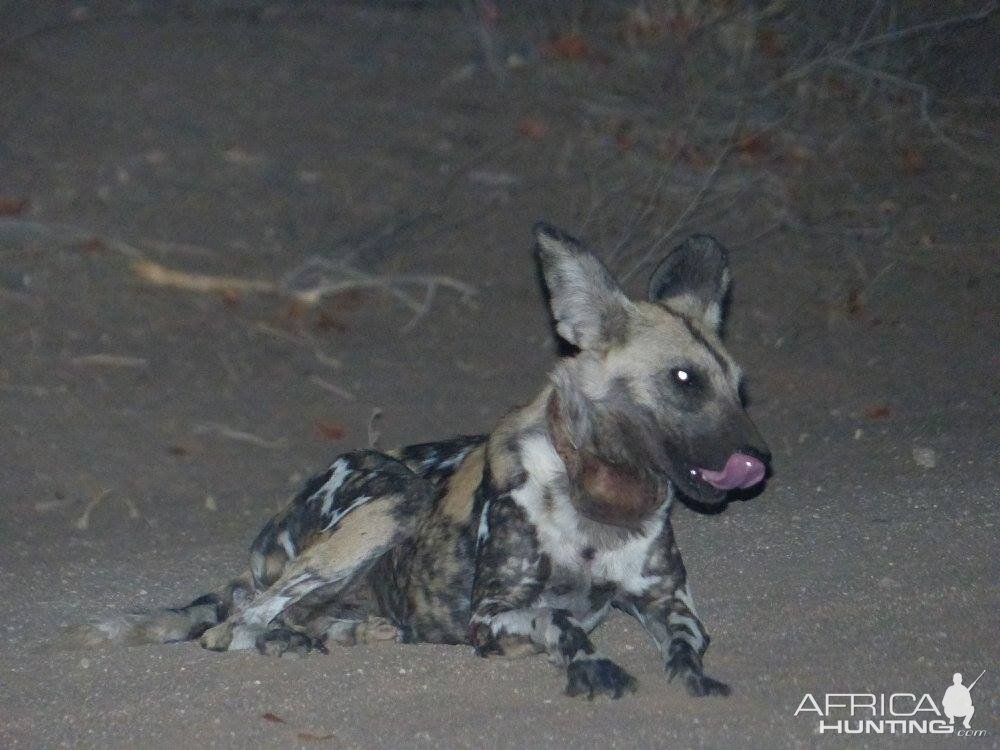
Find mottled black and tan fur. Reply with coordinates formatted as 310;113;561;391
82;223;771;699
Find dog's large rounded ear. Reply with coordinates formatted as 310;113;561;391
647;234;730;331
535;222;633;351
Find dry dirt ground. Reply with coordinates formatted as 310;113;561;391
1;3;997;748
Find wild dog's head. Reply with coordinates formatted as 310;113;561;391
535;222;770;508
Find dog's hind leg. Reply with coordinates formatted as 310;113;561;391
201;451;433;653
66;572;256;649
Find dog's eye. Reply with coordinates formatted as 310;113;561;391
671;368;694;386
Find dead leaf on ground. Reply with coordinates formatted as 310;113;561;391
899;149;927;174
282;300;310;321
261;713;286;724
517;117;550;141
787;144;814;165
0;196;29;216
539;34;590;61
735;131;772;159
314;420;346;441
218;288;242;307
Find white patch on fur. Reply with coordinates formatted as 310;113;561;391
319;458;352;516
321;494;372;532
276;529;296;559
227;625;259;651
475;498;491;551
513;434;581;569
483;606;589;656
487;608;537;638
514;433;667;595
437;446;472;471
242;594;293;627
591;514;666;595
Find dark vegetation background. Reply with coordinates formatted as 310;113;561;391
1;1;997;747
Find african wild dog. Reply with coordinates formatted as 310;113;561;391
83;223;770;699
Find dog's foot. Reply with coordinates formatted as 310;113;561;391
198;622;234;652
665;646;731;697
565;657;638;700
355;616;400;644
255;627;328;657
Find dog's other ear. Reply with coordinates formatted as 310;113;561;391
535;222;633;351
647;234;730;332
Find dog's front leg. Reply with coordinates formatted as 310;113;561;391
469;496;636;699
621;525;730;696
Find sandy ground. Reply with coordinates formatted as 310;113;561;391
1;3;998;748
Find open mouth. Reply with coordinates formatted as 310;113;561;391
695;453;767;490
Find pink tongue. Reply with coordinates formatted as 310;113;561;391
698;453;766;490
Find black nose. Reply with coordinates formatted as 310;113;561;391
741;444;772;466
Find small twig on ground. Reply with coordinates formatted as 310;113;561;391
121;495;140;519
252;322;341;369
283;256;476;310
0;218;476;319
71;353;148;368
132;258;279;295
75;488;112;531
309;374;356;402
401;281;437;333
367;408;383;449
193;422;287;450
34;497;75;513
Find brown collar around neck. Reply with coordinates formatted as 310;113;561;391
545;391;665;529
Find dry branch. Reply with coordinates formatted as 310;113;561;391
309;374;356;402
193;422;287;450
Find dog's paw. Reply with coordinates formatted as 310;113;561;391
665;646;731;697
565;657;638;700
255;628;328;657
678;669;731;697
198;622;233;652
355;616;401;644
